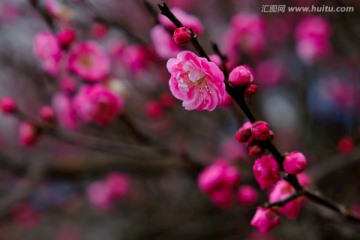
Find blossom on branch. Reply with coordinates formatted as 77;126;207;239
166;51;225;111
68;41;110;82
73;84;124;126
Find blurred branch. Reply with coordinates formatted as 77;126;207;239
85;0;146;44
28;0;55;31
0;159;47;219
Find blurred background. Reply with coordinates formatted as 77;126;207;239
0;0;360;239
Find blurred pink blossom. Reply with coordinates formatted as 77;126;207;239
150;25;180;59
19;122;39;147
52;92;79;130
68;41;110;82
73;84;123;126
198;159;240;208
87;172;130;210
33;32;62;76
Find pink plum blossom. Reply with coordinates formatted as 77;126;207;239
167;51;225;111
159;8;203;35
256;59;284;87
295;16;332;63
68;41;110;82
73;84;123;126
52;92;79;130
251;207;280;233
269;180;306;219
222;13;266;65
33;31;62;76
253;155;280;189
150;25;180;59
198;159;240;208
87;172;130;210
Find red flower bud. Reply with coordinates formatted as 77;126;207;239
173;27;192;46
251;121;270;141
245;84;258;97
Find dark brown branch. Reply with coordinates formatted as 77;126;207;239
264;190;304;208
304;189;360;223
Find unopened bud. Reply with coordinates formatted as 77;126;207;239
229;66;254;86
1;96;16;113
244;84;258;97
251;121;270;141
173;27;192;46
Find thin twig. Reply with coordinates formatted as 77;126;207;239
264;191;304;208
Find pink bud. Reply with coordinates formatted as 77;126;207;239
92;22;108;39
235;121;252;142
248;145;264;158
145;100;163;119
209;188;233;209
283;151;307;175
1;96;16;113
57;28;76;48
253;155;280;189
236;127;251;143
173;27;192;46
251;121;270;141
105;172;130;200
229;66;254;86
244;84;258;97
297;172;312;187
19;122;39;146
251;207;280;233
237;185;258;206
39;105;55;123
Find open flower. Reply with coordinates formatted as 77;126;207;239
73;84;123;126
68;41;110;82
33;31;62;76
166;51;225;111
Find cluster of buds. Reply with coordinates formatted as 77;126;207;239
228;65;257;97
235;121;273;158
251;174;311;233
